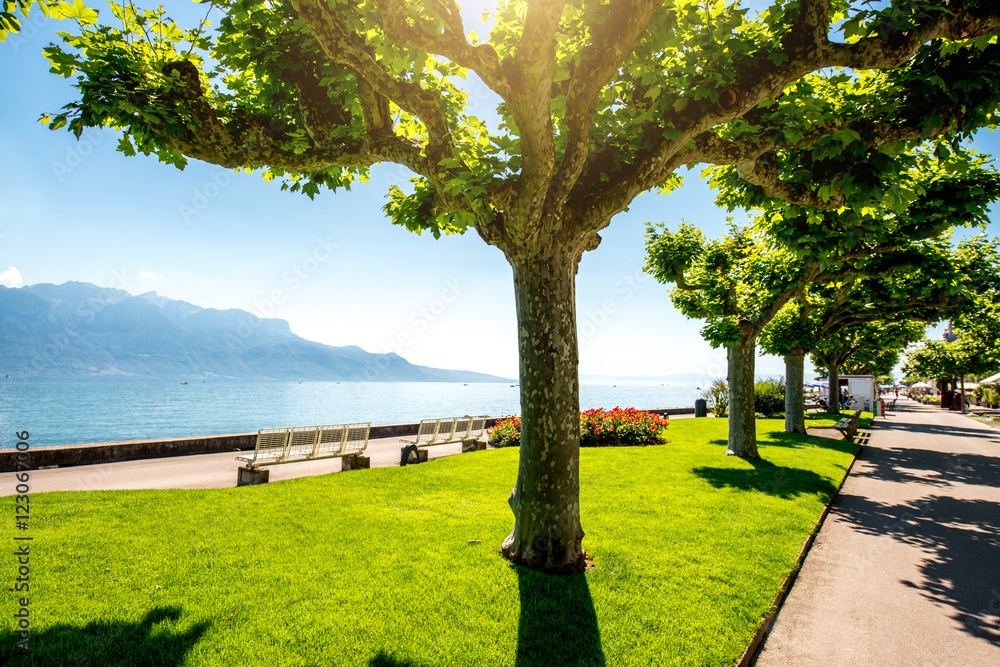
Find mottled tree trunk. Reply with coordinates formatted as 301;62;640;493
785;352;807;434
726;333;759;457
501;245;586;573
828;363;841;413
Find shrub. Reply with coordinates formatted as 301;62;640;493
487;409;670;448
984;387;999;407
701;378;729;417
754;377;786;416
580;407;670;447
487;416;521;448
754;412;767;420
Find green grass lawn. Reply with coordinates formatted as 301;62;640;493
3;418;861;666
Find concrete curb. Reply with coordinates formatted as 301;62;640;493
733;430;868;667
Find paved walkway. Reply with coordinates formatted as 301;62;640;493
1;412;699;496
0;434;471;495
756;397;1000;666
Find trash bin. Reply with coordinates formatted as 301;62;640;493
694;398;707;418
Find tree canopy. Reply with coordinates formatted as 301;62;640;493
644;186;1000;453
904;237;1000;381
40;0;1000;571
0;0;85;41
762;234;996;362
902;336;994;384
811;319;926;376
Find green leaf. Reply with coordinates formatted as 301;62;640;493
117;135;136;156
54;0;98;25
831;129;861;145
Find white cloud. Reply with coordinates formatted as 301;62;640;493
0;266;23;288
138;270;165;280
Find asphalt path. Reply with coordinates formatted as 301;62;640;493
756;397;1000;666
1;412;700;496
0;434;472;495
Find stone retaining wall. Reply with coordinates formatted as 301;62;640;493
0;408;694;472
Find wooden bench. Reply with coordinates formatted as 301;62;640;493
236;422;371;484
399;415;489;465
833;410;862;440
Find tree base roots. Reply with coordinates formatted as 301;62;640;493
500;545;590;574
725;450;761;458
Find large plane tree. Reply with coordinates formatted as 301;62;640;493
644;222;829;457
41;0;1000;571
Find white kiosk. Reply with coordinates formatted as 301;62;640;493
824;375;877;411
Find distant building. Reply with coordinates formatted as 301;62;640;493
943;321;958;342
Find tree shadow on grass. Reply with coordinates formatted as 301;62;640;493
692;458;837;499
369;651;426;667
515;566;604;667
764;431;858;455
0;605;209;667
710;429;857;455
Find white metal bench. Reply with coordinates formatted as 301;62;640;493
237;422;371;469
399;416;488;465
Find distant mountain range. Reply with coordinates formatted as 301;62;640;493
0;281;510;382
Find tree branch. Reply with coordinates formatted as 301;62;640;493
687;116;955;211
292;0;454;166
284;59;352;148
691;117;932;166
751;265;822;334
824;4;1000;71
356;75;394;136
672;271;711;292
373;0;511;99
738;156;847;210
571;2;1000;224
516;0;565;77
792;0;832;50
158;61;432;179
549;0;661;211
501;0;566;230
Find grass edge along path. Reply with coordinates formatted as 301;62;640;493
734;410;871;667
2;414;864;667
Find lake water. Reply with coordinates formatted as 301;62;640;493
0;378;702;448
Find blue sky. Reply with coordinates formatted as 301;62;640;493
1;2;996;380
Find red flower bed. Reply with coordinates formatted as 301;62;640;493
487;415;522;448
580;407;670;447
487;408;668;448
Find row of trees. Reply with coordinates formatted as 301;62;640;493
29;0;1000;572
903;251;1000;398
645;211;1000;456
